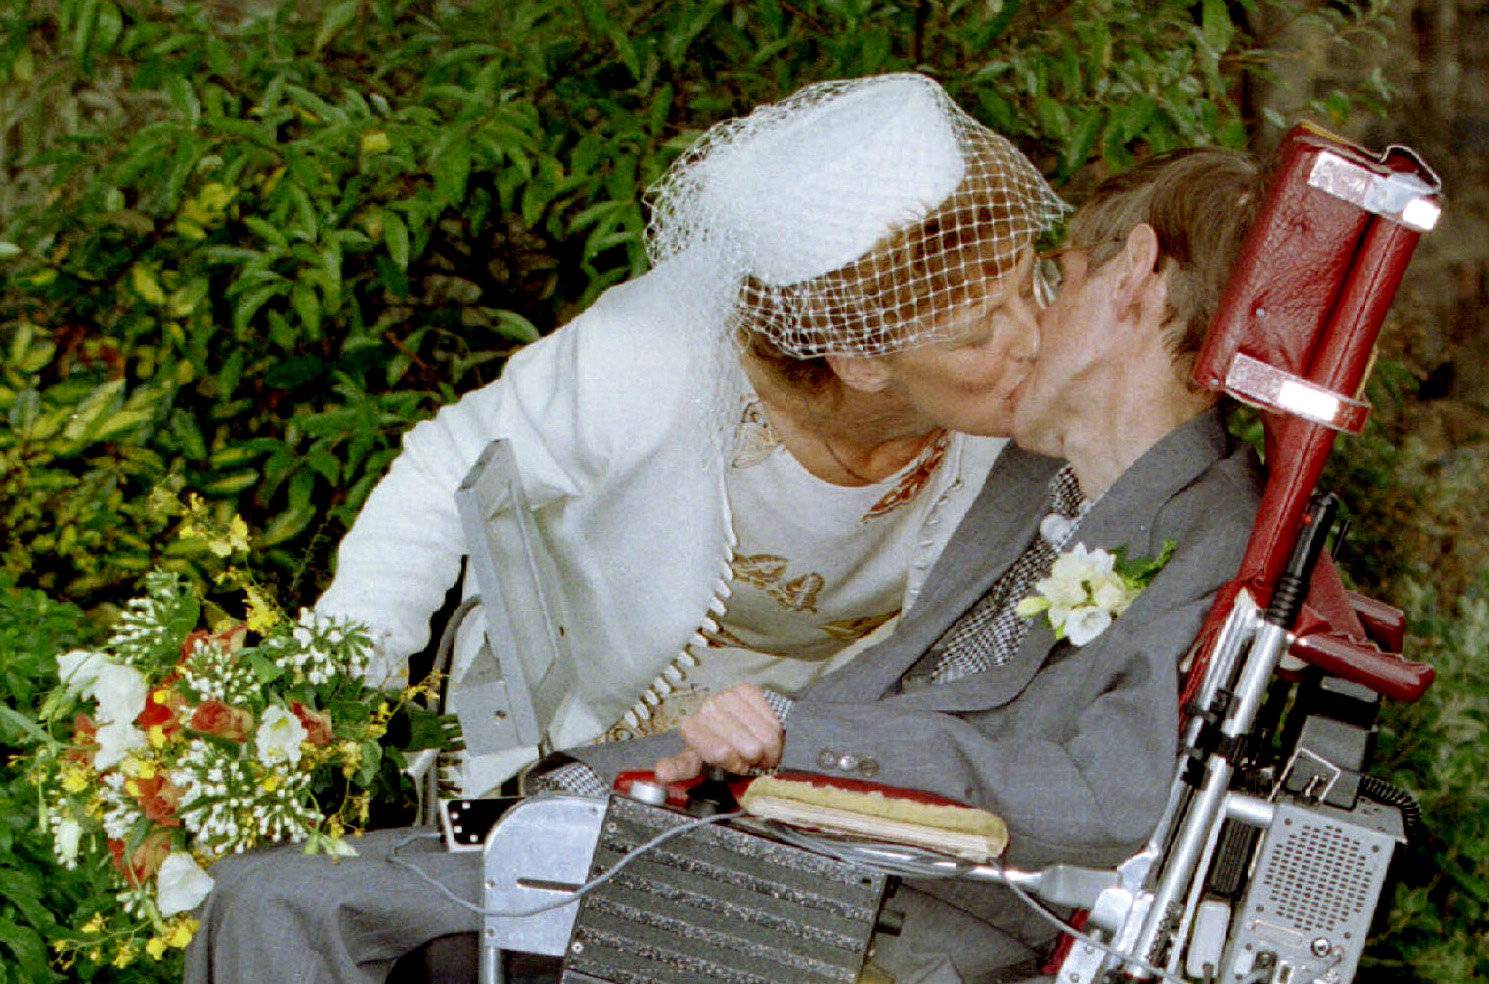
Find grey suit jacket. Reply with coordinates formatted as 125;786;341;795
571;410;1261;976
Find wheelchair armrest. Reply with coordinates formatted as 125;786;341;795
1346;590;1407;653
1289;631;1434;703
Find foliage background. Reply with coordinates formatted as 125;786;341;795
0;0;1482;980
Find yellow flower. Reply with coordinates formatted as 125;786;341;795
226;515;251;554
112;941;137;968
81;913;107;935
149;725;168;749
168;918;199;948
61;766;90;794
121;756;155;780
146;937;168;960
245;584;280;633
260;774;281;793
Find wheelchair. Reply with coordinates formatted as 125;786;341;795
389;124;1441;984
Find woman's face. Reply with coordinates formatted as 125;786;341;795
878;251;1041;437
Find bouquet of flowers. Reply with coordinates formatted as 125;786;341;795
28;498;452;970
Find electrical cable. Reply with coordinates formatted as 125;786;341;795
385;807;744;919
746;822;1194;984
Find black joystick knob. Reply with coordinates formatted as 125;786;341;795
686;766;739;816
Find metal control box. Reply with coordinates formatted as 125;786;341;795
561;796;889;984
1222;799;1403;983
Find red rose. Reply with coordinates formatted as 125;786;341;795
66;714;98;766
136;687;185;738
107;829;173;886
189;700;252;742
131;774;183;827
290;701;333;747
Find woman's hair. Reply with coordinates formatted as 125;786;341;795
1067;147;1266;373
739;184;1034;394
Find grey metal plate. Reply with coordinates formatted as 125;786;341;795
561;797;888;984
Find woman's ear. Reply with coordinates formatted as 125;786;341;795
826;354;892;393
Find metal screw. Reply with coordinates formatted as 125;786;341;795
485;879;496;890
1311;938;1332;958
571;942;585;955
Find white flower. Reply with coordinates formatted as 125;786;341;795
156;851;215;916
57;649;108;697
93;720;148;771
1034;572;1088;609
55;817;83;866
1091;573;1134;613
254;705;307;768
91;661;149;724
1064;606;1114;646
1049;542;1115;584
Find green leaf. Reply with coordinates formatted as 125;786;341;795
0;918;49;981
315;0;359;52
166;74;201;125
432;132;471;207
358;740;382;785
382;210;410;270
201;470;259;497
293;279;323;340
234;282;287;334
1034;95;1071;140
249;652;285;685
492;310;539;344
1060;107;1104;179
1201;0;1234;54
0;705;47;744
403;706;457;751
131;264;166;305
61;379;125;443
170;409;207;461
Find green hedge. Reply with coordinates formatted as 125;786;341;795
0;0;1386;606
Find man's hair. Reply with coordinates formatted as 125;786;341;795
1068;147;1265;375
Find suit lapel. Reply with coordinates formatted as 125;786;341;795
811;445;1062;701
892;410;1232;715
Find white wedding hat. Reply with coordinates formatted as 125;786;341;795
647;73;1066;357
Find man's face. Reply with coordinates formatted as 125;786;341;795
879;251;1041;438
1010;247;1116;453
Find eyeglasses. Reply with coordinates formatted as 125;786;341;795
1032;254;1064;310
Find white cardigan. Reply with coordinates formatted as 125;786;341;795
316;258;1006;787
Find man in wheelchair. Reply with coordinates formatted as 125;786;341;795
185;146;1271;984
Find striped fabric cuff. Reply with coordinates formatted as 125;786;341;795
763;689;795;728
529;761;609;798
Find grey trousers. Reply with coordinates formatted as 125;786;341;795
182;825;1045;984
184;827;480;984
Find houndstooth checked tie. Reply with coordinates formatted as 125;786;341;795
929;465;1087;684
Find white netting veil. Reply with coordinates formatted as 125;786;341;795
646;73;1068;359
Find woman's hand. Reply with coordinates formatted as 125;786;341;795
653;684;784;782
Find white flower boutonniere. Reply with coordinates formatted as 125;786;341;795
1015;540;1177;646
